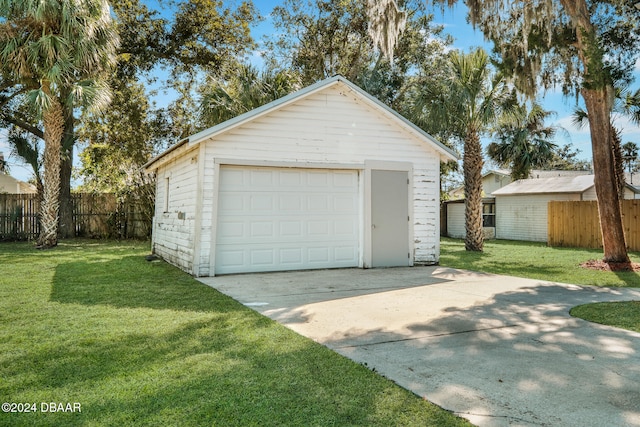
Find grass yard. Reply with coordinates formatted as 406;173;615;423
439;237;640;288
571;302;640;333
0;240;469;427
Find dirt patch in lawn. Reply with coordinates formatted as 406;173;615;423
581;259;640;272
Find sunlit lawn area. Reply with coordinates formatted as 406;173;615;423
0;240;469;427
570;302;640;333
439;237;640;288
440;237;640;333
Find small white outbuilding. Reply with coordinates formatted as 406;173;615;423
492;174;639;242
145;75;457;276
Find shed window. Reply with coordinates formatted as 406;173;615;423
482;203;495;227
164;177;170;212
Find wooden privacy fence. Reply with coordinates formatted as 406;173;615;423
548;200;640;250
0;193;152;241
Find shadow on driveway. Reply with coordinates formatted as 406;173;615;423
200;267;640;427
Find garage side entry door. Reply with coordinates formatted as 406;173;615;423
215;166;360;275
371;169;410;267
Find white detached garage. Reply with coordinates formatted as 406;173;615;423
145;75;457;276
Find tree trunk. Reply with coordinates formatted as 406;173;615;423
58;107;75;239
562;0;630;263
464;129;484;251
37;96;64;249
583;88;629;263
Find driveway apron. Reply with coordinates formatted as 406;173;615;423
199;266;640;427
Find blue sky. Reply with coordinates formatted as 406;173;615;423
2;1;639;182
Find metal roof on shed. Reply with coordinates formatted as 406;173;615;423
492;175;595;195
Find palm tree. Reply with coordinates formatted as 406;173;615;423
0;0;118;248
7;130;44;198
415;48;511;251
199;65;301;127
487;103;558;180
622;142;639;184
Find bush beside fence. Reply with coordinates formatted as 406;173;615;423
0;193;152;241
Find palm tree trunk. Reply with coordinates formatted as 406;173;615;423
37;97;64;249
58;106;75;239
464;129;484;251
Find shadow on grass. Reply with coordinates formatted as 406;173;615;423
4;308;448;426
1;252;468;426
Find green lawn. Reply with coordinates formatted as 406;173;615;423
570;302;640;333
0;240;469;427
439;237;640;287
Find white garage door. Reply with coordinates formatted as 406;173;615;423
215;166;360;274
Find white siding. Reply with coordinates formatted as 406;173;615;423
483;174;512;196
152;152;199;274
581;186;597;200
447;203;466;238
198;85;442;270
495;194;579;242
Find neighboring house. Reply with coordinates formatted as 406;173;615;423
492;175;640;242
443;169;594;239
447;168;592;200
447;169;512;199
145;75;457;276
0;174;37;194
0;151;36;194
442;197;497;240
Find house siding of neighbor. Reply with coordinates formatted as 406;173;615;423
492;174;638;242
145;76;457;276
494;193;580;242
0;174;37;194
445;198;496;239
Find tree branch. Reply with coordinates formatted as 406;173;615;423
1;114;44;140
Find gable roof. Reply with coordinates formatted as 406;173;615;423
145;75;457;170
492;175;596;195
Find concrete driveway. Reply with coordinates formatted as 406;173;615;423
199;266;640;427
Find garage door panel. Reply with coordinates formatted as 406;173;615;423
251;249;274;266
250;221;274;238
215;242;358;273
334;194;358;212
250;195;274;212
280;221;302;237
279;194;302;211
217;217;357;242
216;166;360;274
279;170;303;186
218;221;244;239
335;245;358;262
